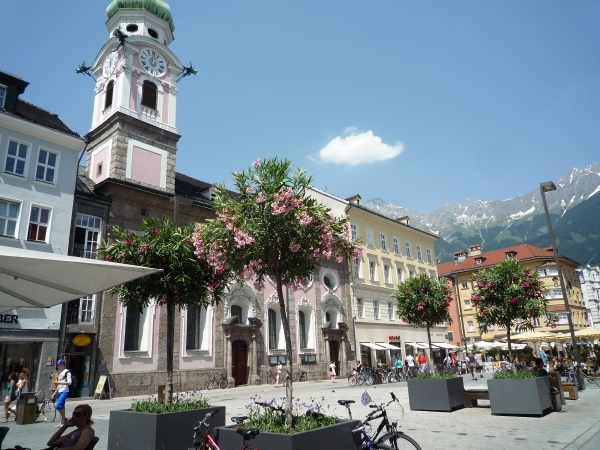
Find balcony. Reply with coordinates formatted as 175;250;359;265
66;300;94;326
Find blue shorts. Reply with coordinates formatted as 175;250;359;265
55;391;69;411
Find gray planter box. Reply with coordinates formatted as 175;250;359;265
407;377;466;412
108;406;225;450
216;419;362;450
487;377;552;416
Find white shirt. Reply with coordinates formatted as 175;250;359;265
406;355;415;367
57;369;72;393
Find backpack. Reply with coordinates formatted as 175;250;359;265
66;370;78;397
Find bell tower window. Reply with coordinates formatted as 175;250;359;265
141;80;158;109
105;80;114;109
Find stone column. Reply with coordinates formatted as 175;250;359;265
249;332;260;385
340;335;347;377
324;335;330;380
226;332;235;388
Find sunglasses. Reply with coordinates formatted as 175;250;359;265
72;411;85;418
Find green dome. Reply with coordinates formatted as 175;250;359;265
107;0;175;32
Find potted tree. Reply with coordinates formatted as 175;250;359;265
195;158;362;444
471;258;555;416
392;274;464;412
98;217;230;450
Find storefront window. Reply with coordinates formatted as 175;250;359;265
0;342;40;391
389;342;402;363
360;347;372;368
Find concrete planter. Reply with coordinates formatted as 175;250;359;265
108;406;225;450
407;377;466;412
487;377;552;416
216;419;362;450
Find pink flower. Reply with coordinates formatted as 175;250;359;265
124;238;132;247
245;185;255;194
417;305;424;311
141;244;148;253
256;192;267;204
298;211;312;226
509;297;519;304
289;242;300;253
521;281;531;288
107;255;114;261
252;159;261;168
487;282;495;288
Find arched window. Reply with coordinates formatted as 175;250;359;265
298;310;307;349
141;80;158;109
105;80;114;109
268;308;277;349
231;304;242;324
325;309;338;329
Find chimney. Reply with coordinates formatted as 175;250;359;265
395;216;410;226
454;250;468;265
468;244;481;257
345;194;362;205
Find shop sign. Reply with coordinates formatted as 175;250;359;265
73;334;92;347
0;314;19;324
388;335;401;341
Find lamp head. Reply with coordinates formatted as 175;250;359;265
540;181;556;192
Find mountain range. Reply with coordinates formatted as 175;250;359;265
363;162;600;265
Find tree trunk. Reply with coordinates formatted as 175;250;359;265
165;300;175;406
276;278;293;425
426;323;433;369
506;320;515;373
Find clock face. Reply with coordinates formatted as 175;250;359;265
103;52;118;78
140;49;166;77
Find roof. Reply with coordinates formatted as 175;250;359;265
106;0;175;32
1;99;80;137
174;172;214;207
437;243;580;276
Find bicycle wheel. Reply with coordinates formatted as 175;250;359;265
381;372;388;384
219;377;229;389
365;374;374;386
348;375;357;386
377;431;422;450
40;399;57;422
206;379;215;390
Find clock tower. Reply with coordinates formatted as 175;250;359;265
86;0;183;193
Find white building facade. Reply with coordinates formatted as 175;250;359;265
577;265;600;328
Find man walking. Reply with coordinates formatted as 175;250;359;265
52;360;71;427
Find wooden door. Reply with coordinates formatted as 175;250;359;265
329;340;339;375
232;340;248;386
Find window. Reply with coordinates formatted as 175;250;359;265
35;149;58;183
124;307;143;351
5;140;29;176
373;301;379;319
426;249;433;264
141;80;158;109
475;258;482;265
186;305;209;351
268;308;278;349
464;300;471;309
357;298;363;318
467;321;474;332
350;223;358;241
556;312;568;325
96;162;103;177
369;261;376;281
0;85;6;108
396;267;404;283
28;205;51;242
447;331;454;341
506;252;515;259
0;199;19;237
461;280;468;289
405;241;412;258
366;227;374;247
322;271;338;290
409;270;415;278
231;304;242;323
384;264;390;284
353;258;361;278
393;237;400;255
73;214;102;258
388;302;394;320
105;80;114;109
298;310;307;349
416;245;423;261
380;233;387;251
325;309;338;328
80;295;95;324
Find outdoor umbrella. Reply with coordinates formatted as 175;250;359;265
574;328;600;339
510;330;556;342
0;246;160;313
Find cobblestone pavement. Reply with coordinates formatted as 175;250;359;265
2;375;600;450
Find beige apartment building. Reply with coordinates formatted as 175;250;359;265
310;189;450;367
438;243;587;346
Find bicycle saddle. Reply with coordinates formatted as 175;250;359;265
237;428;260;439
231;416;248;424
338;400;355;405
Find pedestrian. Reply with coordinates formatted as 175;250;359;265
46;404;95;450
329;361;336;382
468;353;477;380
540;345;550;372
417;352;427;372
3;372;18;422
275;361;283;388
52;359;72;427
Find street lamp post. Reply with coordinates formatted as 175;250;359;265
539;181;585;390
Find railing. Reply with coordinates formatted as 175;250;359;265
66;302;94;325
141;105;158;121
72;248;97;259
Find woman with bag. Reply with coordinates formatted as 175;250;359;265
3;372;18;422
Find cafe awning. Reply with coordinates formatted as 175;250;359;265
360;343;387;350
432;342;460;349
405;342;429;349
376;343;403;350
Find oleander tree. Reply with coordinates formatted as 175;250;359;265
98;217;231;406
392;273;453;364
193;157;362;424
470;258;554;370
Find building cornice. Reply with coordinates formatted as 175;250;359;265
0;112;85;150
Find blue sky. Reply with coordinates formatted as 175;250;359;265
2;1;599;212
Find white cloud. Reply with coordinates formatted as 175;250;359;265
311;130;404;166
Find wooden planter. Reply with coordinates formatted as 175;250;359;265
487;377;552;416
216;419;362;450
107;406;225;450
407;377;466;412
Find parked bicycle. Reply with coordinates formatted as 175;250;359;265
36;389;56;422
386;367;406;383
338;391;421;449
265;369;277;385
193;411;260;450
206;373;229;390
295;366;309;382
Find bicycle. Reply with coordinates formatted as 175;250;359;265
338;391;421;449
295;366;309;382
387;367;406;383
35;389;56;422
205;373;228;390
193;411;260;450
265;369;277;385
357;368;375;386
